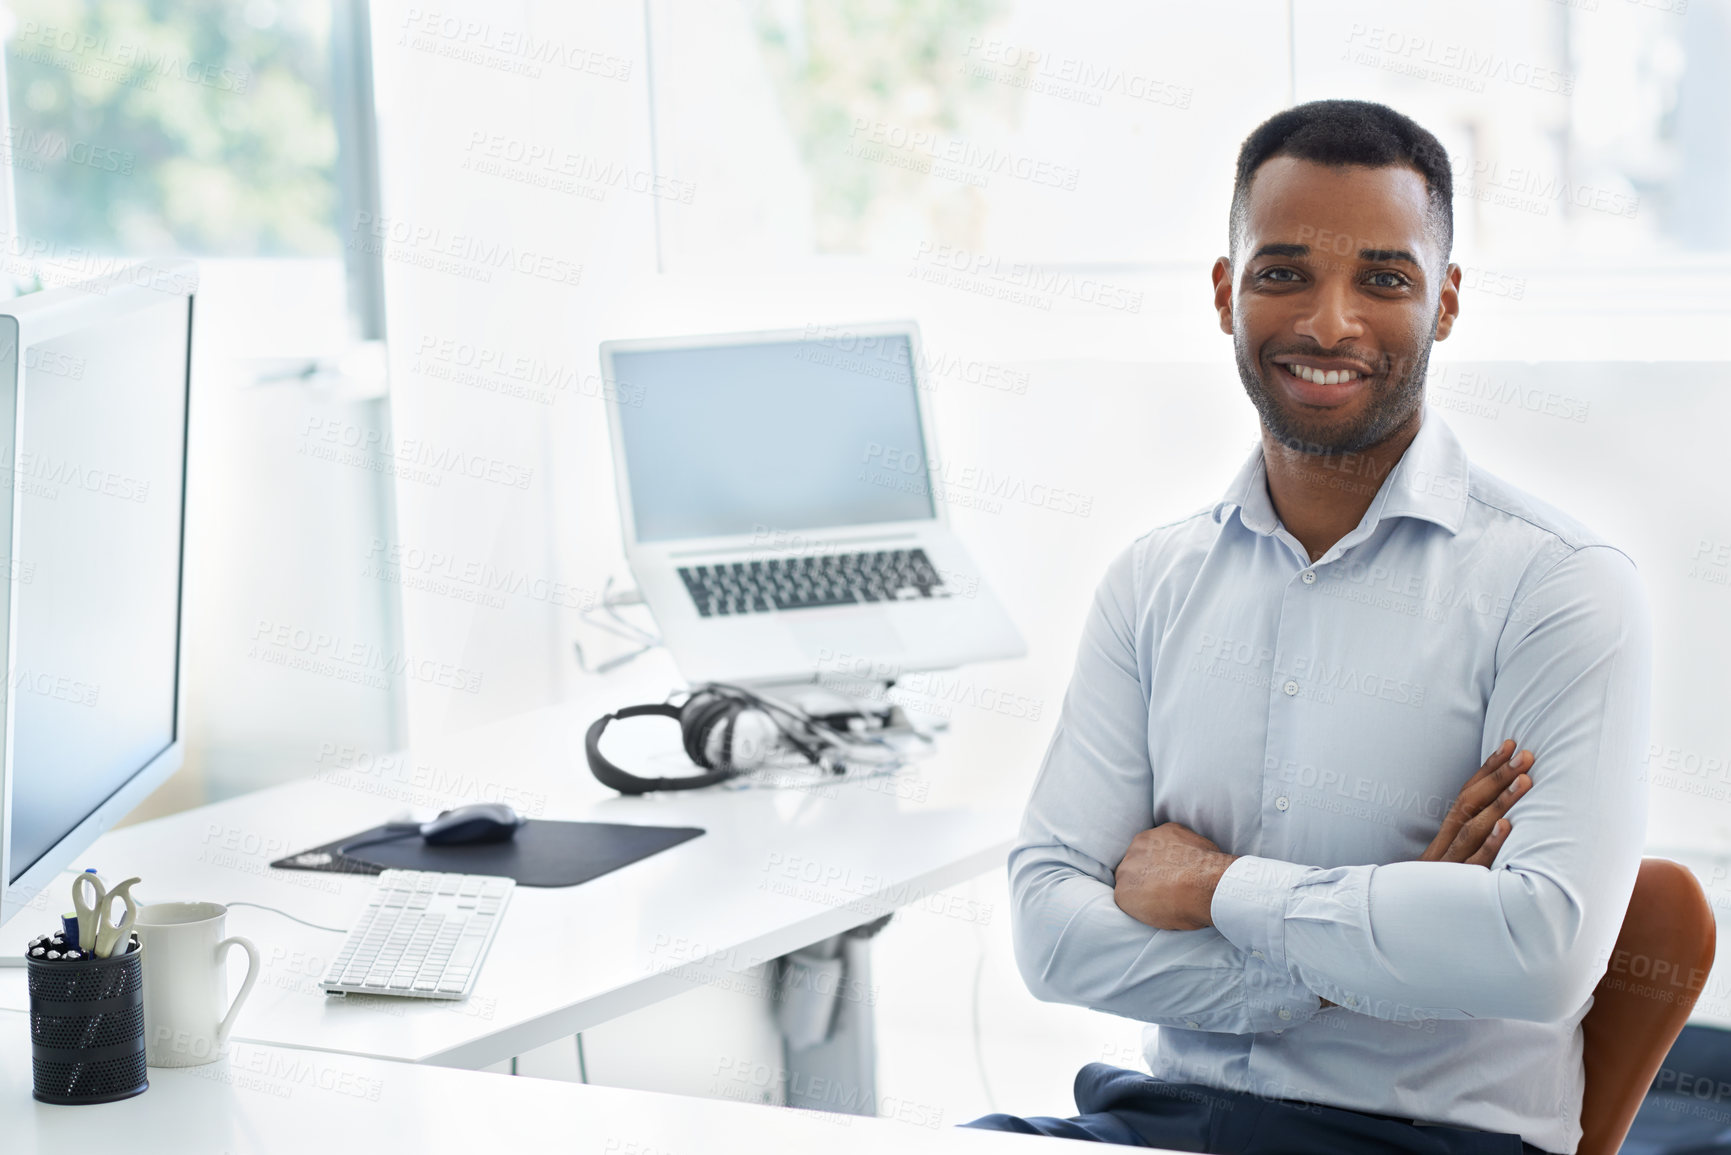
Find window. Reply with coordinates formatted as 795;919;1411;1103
3;0;339;265
648;0;1288;268
647;0;1730;271
1295;0;1724;262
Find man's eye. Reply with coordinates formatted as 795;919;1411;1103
1258;267;1300;282
1367;271;1409;289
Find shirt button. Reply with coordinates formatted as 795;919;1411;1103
1278;1008;1292;1021
1186;1020;1200;1029
1282;680;1299;696
1301;570;1317;584
1274;796;1289;811
1252;950;1265;960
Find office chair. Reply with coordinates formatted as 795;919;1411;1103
1578;858;1718;1155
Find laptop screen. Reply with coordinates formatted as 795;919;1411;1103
611;334;938;543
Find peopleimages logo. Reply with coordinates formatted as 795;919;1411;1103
847;118;1081;191
959;37;1194;109
2;128;135;175
300;418;535;491
910;242;1144;313
413;335;645;407
363;538;594;610
347;212;584;288
1342;24;1574;96
248;619;484;695
1454;159;1638;219
462;132;694;203
860;442;1094;517
397;10;633;82
0;447;150;503
14;21;251;92
797;324;1031;396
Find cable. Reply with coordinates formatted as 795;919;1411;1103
718;756;905;793
226;901;349;934
703;681;925;762
970;877;998;1113
574;576;662;674
600;577;659;644
573;637;654;675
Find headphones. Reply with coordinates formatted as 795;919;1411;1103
585;684;841;796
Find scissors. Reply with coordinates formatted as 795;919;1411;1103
72;873;141;958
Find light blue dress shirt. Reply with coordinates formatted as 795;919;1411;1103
1011;407;1651;1154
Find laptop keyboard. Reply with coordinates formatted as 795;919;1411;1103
679;548;950;617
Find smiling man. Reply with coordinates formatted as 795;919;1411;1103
963;101;1651;1153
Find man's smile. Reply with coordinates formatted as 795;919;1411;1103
1268;356;1375;407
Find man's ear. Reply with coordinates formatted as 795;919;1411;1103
1211;258;1234;335
1433;262;1462;341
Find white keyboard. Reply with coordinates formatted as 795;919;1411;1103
320;870;513;1000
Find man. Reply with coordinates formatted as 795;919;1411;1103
963;100;1650;1154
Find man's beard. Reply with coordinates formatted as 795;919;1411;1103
1233;329;1430;457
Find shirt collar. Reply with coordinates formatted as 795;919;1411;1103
1213;406;1470;539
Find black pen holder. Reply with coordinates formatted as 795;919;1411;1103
26;947;149;1104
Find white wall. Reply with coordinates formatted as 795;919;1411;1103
369;0;657;741
165;259;400;810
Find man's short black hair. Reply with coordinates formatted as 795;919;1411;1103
1229;99;1454;267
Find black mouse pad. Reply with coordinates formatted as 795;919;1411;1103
269;819;704;887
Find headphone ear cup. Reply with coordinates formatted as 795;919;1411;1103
705;707;780;772
681;693;741;769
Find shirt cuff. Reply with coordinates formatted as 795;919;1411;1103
1212;855;1321;1032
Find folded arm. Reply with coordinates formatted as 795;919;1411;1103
1010;545;1316;1034
1209;545;1652;1024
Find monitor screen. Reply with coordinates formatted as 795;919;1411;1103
610;334;937;543
5;296;188;883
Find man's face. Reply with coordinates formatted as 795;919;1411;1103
1211;156;1460;456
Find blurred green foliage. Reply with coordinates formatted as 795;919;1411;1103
4;0;338;255
749;0;1017;254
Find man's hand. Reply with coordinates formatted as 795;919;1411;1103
1419;738;1533;865
1114;743;1534;1002
1113;822;1238;931
1319;741;1534;1010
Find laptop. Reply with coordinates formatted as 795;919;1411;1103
599;322;1026;686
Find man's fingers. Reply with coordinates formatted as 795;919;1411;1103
1456;749;1533;817
1465;740;1516;787
1437;746;1520;832
1448;773;1529;859
1418;742;1535;865
1465;818;1512;867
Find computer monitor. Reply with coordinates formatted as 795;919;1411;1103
0;261;195;929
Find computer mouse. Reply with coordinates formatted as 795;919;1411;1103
420;803;528;845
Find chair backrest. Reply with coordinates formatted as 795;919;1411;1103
1578;857;1718;1155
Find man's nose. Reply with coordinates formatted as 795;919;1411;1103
1293;278;1366;350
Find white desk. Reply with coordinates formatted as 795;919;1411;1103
0;1012;1112;1153
1;674;1018;1071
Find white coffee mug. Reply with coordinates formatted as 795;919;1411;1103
134;900;260;1068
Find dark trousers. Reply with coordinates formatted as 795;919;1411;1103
1619;1024;1731;1155
961;1064;1553;1154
